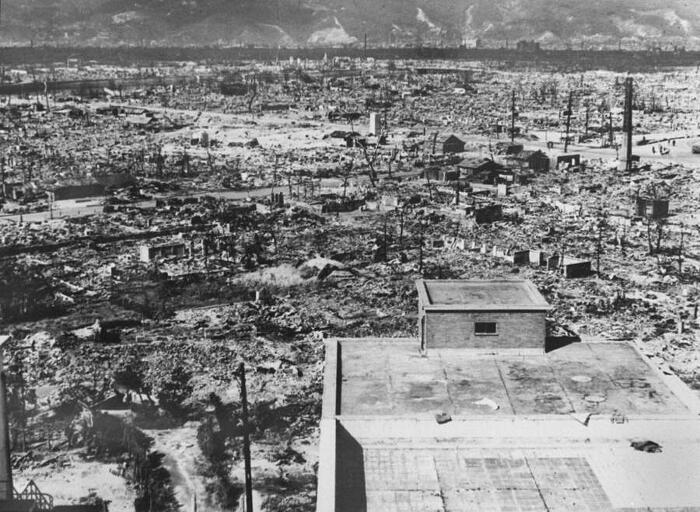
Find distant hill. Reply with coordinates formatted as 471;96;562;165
1;0;698;48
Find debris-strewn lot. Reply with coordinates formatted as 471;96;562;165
1;58;699;510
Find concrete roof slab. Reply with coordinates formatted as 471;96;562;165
336;340;692;417
417;279;550;310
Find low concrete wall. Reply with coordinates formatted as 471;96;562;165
316;340;339;512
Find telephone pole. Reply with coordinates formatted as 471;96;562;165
510;90;516;143
622;77;634;171
239;363;253;512
0;337;13;501
564;91;573;153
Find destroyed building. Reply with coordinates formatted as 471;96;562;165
3;52;700;512
441;135;465;154
510;149;550;173
556;153;582;169
139;240;188;263
457;157;505;183
368;113;381;136
636;196;670;219
51;183;106;200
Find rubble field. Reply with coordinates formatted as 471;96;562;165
1;57;699;511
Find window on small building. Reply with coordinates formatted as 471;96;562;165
474;322;497;335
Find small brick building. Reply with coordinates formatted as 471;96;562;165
416;279;550;351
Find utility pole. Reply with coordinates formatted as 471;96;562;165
622;77;634;171
596;213;606;276
382;214;388;262
678;225;685;275
564;91;573;153
418;222;425;274
510;90;516;143
238;363;253;512
44;81;50;112
0;0;3;86
0;337;13;501
271;154;278;198
608;110;614;148
364;33;367;60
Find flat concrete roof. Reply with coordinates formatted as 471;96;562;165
336;438;700;512
336;340;691;417
321;339;700;512
417;280;550;311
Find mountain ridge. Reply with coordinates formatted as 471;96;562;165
0;0;698;48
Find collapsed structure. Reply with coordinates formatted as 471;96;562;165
317;279;700;511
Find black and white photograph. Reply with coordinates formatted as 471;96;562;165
0;0;699;510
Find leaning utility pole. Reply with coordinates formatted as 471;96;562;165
564;91;573;153
239;363;253;512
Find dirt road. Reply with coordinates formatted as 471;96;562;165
145;425;218;512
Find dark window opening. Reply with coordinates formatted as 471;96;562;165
475;322;497;335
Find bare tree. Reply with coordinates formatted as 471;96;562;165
397;202;408;249
425;168;433;201
356;132;383;187
206;150;215;174
387;146;399;178
271;153;278;197
655;217;666;254
645;216;654;255
247;74;258;114
416;219;427;274
341;159;354;200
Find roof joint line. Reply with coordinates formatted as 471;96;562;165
545;356;577;414
524;457;551;512
495;358;517;415
440;352;456;413
432;455;448;512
